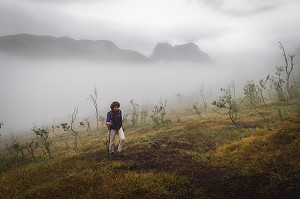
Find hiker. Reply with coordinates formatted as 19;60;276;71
106;101;125;156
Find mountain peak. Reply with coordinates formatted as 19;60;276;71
151;42;210;64
156;42;173;48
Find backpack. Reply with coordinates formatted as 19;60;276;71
107;110;123;130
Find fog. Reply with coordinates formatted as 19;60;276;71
1;51;291;133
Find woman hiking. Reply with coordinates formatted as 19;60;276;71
106;101;125;157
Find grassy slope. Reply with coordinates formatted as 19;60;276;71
0;100;299;199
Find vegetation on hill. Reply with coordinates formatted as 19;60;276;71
0;43;299;198
0;96;299;198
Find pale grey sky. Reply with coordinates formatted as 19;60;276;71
0;0;299;56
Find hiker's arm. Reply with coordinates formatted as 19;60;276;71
106;112;111;125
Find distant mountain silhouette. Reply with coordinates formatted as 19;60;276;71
0;34;210;64
0;33;148;63
150;42;210;63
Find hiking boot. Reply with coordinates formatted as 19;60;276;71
117;151;125;157
109;152;116;157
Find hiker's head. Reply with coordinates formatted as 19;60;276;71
110;101;120;111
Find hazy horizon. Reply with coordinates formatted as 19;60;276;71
1;52;294;133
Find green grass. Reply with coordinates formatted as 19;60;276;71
0;149;205;198
0;99;299;198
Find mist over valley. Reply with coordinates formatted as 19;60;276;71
0;33;299;133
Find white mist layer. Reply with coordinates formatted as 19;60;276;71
0;54;291;133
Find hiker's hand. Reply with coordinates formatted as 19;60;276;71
106;122;112;126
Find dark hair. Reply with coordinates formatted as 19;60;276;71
110;101;120;109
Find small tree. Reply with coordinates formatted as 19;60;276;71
212;87;239;127
256;75;269;107
32;126;52;158
60;122;71;149
79;121;85;127
174;93;183;106
243;81;261;105
60;123;71;132
199;89;208;116
279;42;296;100
81;117;92;134
25;139;39;161
140;107;149;124
192;103;202;118
5;134;25;163
231;81;236;99
130;99;139;126
243;80;276;126
70;106;79;149
270;66;286;101
174;111;181;123
174;93;183;123
89;86;99;128
122;113;129;125
150;99;167;127
51;124;62;137
98;116;106;132
12;142;26;163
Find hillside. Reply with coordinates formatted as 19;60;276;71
0;100;299;198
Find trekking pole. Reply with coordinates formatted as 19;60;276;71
107;129;111;159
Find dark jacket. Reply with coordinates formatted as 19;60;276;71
106;110;123;130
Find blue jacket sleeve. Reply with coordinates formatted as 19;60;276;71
106;112;110;123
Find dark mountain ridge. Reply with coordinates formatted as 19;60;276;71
0;33;148;63
150;42;210;63
0;33;210;64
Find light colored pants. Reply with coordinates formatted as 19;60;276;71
109;127;125;153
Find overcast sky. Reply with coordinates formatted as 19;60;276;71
0;0;300;57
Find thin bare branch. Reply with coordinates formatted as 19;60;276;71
89;86;99;128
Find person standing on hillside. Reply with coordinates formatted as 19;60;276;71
106;101;125;157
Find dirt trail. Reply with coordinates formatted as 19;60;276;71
93;141;298;199
84;126;300;199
